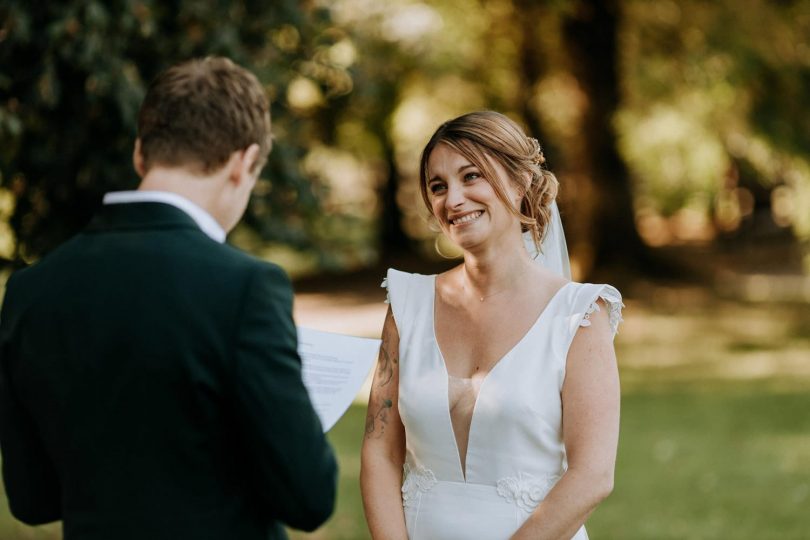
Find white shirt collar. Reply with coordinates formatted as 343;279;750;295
102;190;226;243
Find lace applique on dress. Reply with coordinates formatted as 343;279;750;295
381;277;390;304
496;472;561;513
579;289;624;335
401;463;437;508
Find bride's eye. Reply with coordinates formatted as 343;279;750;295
464;172;481;182
428;182;446;194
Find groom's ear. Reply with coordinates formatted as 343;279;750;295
133;139;147;178
229;143;261;186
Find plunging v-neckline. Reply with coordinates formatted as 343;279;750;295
431;277;571;480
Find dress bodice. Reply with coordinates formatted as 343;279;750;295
384;268;623;539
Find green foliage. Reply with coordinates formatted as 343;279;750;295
2;0;810;269
620;0;810;247
0;0;345;262
616;99;730;217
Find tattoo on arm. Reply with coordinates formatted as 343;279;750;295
364;309;399;440
364;397;393;439
377;333;398;387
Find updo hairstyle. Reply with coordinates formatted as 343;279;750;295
418;110;559;252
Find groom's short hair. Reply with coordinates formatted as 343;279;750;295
137;56;272;174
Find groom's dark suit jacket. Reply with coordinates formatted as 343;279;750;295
0;202;337;540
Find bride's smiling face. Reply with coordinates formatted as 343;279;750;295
425;143;523;250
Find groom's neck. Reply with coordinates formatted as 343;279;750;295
137;165;228;222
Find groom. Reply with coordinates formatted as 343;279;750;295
0;57;337;539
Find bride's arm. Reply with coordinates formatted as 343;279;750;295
360;306;408;539
511;299;620;540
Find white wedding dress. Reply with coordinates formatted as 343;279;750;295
384;269;623;540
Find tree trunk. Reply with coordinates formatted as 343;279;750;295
513;0;558;163
378;127;412;260
562;0;654;275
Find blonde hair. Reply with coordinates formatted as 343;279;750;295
418;111;559;252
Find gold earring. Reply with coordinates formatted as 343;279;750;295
433;234;460;259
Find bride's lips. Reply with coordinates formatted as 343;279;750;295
449;210;484;227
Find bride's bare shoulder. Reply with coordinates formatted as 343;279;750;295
526;264;570;294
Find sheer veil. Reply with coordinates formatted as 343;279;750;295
523;200;572;280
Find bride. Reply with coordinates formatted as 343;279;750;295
360;111;622;539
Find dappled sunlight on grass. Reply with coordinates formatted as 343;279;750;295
616;290;810;391
590;391;810;538
294;291;387;340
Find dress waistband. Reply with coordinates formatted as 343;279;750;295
402;464;562;513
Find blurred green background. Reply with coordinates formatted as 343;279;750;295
1;0;809;538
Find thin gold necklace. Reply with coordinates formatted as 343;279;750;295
465;267;531;302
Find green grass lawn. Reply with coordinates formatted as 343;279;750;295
3;295;809;539
288;388;810;540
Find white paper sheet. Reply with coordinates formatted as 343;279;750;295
297;327;380;432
